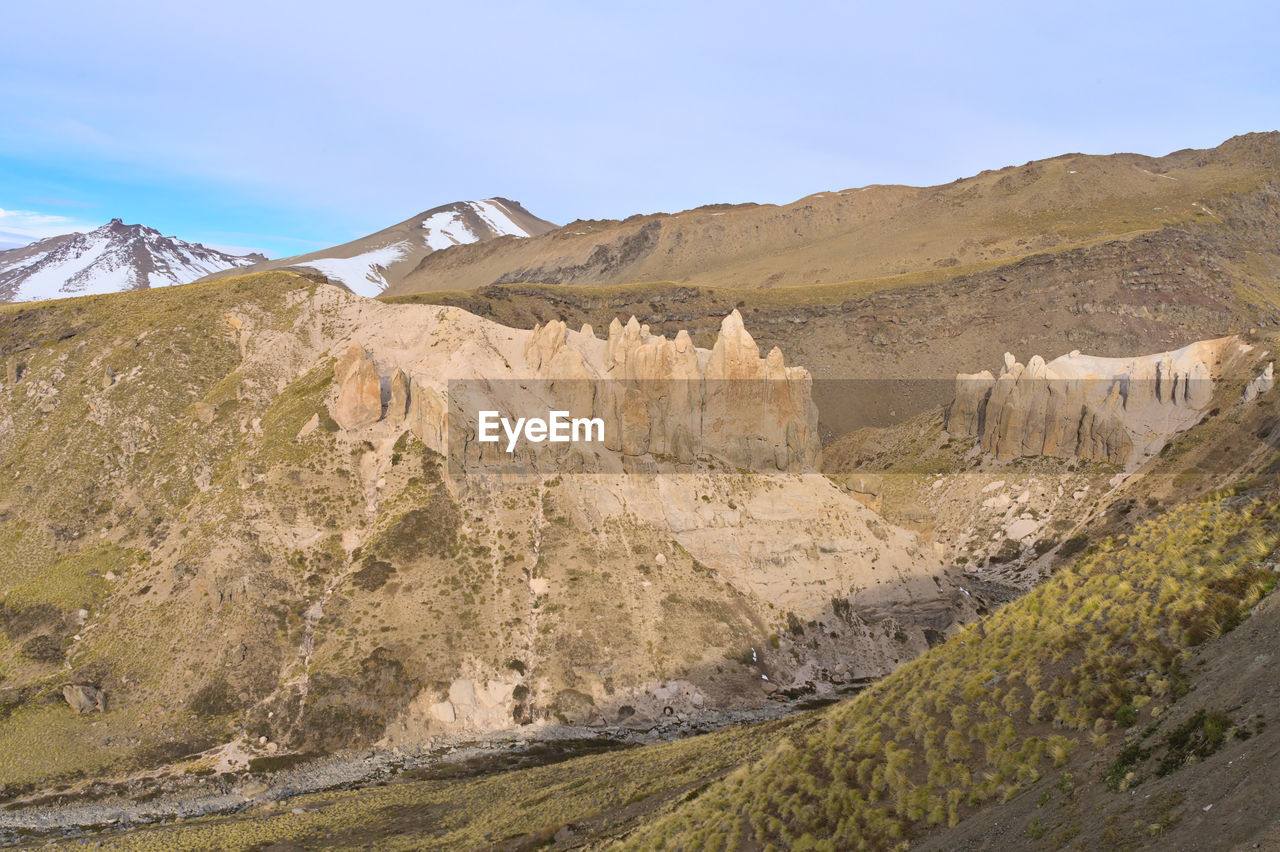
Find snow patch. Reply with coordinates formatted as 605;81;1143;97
419;200;532;253
12;233;115;300
297;244;408;298
421;210;477;251
469;200;528;237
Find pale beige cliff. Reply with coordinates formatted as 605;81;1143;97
333;306;820;475
947;338;1242;465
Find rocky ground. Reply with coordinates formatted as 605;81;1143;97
0;693;832;844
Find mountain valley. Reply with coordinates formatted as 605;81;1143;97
1;134;1279;850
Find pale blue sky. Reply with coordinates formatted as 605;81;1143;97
1;1;1277;255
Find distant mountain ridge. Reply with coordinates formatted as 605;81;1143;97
382;132;1280;298
0;219;265;302
202;198;557;297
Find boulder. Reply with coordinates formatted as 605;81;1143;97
1242;362;1274;403
1005;518;1039;541
63;683;106;714
844;473;884;513
554;688;595;724
296;413;320;439
448;678;476;707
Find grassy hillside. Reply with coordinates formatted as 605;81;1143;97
83;463;1280;848
0;273;313;787
385;161;1280;436
622;488;1278;849
385;132;1280;298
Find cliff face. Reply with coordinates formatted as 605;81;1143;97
528;309;818;471
947;338;1241;465
352;307;822;475
317;297;969;738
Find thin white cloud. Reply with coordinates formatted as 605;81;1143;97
24;196;99;209
0;207;95;243
205;243;271;259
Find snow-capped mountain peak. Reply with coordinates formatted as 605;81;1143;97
228;198;556;298
420;199;535;250
0;219;266;303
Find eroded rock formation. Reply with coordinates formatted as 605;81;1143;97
948;338;1236;465
1243;362;1274;403
386;367;410;427
589;310;819;470
332;342;382;429
399;309;820;473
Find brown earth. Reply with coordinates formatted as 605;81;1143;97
385;132;1280;300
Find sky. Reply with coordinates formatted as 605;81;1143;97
1;1;1277;257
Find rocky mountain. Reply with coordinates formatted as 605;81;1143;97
0;219;265;303
384;133;1280;298
398;133;1280;438
202;199;556;297
5;136;1280;848
30;304;1280;850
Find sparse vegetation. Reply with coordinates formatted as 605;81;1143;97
624;491;1280;849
